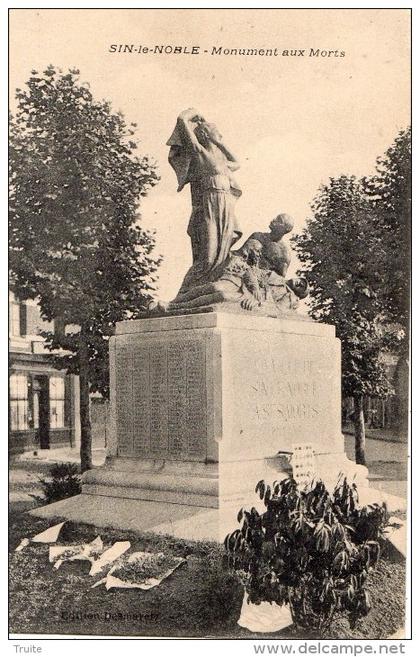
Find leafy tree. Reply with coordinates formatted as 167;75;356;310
363;127;411;344
9;66;160;472
293;176;401;465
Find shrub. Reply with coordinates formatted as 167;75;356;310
225;477;389;633
35;463;82;504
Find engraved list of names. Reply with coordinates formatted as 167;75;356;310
116;338;207;459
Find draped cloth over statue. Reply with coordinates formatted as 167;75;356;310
167;110;242;296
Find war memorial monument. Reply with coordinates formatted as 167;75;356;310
32;109;370;541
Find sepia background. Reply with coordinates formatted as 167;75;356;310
8;7;411;643
9;8;410;301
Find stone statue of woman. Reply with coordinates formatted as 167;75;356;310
167;108;242;297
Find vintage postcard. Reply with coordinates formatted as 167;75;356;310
8;6;411;647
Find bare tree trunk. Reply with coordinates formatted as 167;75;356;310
353;394;366;466
79;336;92;473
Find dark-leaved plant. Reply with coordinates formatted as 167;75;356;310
225;477;389;634
34;462;81;504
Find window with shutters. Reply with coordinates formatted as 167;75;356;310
49;376;65;428
10;301;21;337
10;374;29;430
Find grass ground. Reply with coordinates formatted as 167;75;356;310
9;512;406;639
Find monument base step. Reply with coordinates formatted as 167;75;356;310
28;485;406;543
28;493;234;542
80;455;294;511
80;450;370;510
82;464;220;508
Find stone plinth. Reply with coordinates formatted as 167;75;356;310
110;312;342;459
85;313;367;537
30;312;369;541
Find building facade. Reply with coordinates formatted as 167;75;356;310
9;292;81;456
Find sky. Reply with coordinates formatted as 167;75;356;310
9;8;410;301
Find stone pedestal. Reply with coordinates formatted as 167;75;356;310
77;312;367;540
